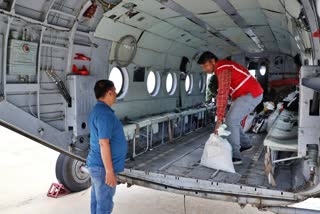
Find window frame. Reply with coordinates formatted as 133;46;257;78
199;73;206;93
166;72;177;95
185;74;193;95
147;70;161;96
108;66;129;100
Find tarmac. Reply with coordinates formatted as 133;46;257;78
1;126;319;214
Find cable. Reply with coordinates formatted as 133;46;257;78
40;68;59;91
28;92;38;118
183;195;187;214
45;67;72;106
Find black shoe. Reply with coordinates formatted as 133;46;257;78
240;145;253;153
232;158;243;165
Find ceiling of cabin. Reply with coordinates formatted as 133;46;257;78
0;0;310;61
95;0;310;59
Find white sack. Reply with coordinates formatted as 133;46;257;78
267;102;283;132
200;133;235;173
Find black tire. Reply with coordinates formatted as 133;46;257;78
55;154;66;185
55;153;91;192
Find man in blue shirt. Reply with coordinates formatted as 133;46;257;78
87;79;128;214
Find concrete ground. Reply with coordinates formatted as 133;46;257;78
1;126;319;214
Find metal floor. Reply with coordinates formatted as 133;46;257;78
125;127;293;191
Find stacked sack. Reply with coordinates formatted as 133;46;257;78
241;90;298;134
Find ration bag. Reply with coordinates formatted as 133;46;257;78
283;90;299;112
200;133;235;173
267;102;284;132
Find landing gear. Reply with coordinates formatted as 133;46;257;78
55;153;91;192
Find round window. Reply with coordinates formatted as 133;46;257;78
108;66;128;99
185;74;193;94
199;74;206;93
147;71;160;96
166;72;177;95
260;65;266;76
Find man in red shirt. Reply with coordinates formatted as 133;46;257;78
198;51;263;164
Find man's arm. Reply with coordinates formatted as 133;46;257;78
100;139;117;187
214;69;232;133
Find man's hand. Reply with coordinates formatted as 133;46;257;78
105;171;117;187
99;139;117;187
214;120;223;134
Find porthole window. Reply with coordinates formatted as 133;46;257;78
147;70;161;96
259;65;266;76
199;74;206;93
185;74;193;94
108;66;129;99
166;72;177;95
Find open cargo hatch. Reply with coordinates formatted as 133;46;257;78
118;126;304;208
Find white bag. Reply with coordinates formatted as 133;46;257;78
200;134;236;173
267;102;283;132
267;110;280;132
263;101;275;111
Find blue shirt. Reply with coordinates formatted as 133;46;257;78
87;101;128;174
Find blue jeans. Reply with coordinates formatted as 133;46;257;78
88;166;116;214
226;94;263;159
